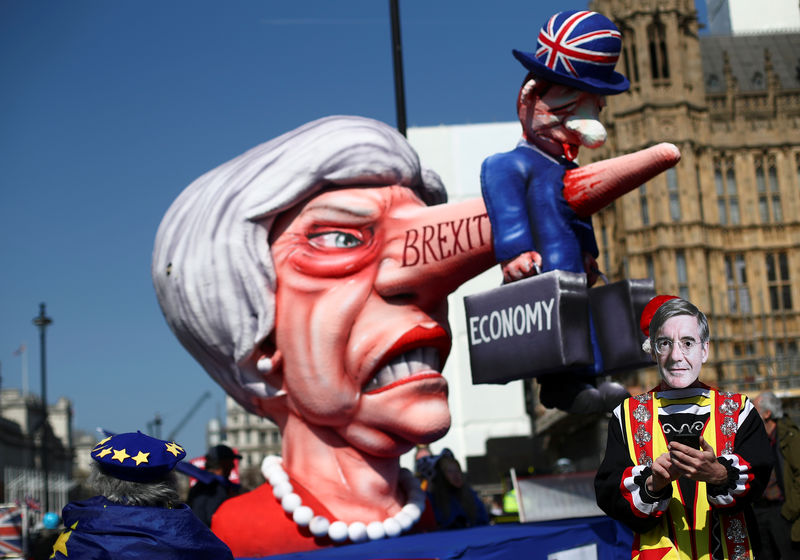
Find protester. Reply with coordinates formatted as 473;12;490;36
595;296;771;559
420;449;489;530
49;431;233;559
187;444;241;527
752;390;800;558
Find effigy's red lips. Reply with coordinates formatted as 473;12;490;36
363;326;450;394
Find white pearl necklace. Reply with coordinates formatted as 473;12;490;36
261;455;426;543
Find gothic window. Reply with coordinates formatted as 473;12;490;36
733;342;757;385
676;250;689;300
796;153;800;190
620;24;639;85
766;252;792;311
751;72;764;88
667;168;680;220
695;164;704;222
756;154;782;223
775;340;799;382
645;255;655;281
734;342;757;358
776;340;798;358
648;20;670;83
715;157;740;225
724;253;751;313
639;184;649;225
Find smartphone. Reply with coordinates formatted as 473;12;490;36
670;433;701;449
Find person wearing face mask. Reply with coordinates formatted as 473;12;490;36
594;296;772;560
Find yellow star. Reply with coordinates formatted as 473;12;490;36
132;451;150;465
95;447;113;458
165;442;183;456
50;521;77;558
111;448;130;463
93;436;112;449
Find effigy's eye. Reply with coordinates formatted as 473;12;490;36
308;230;364;249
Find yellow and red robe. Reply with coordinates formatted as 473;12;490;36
595;384;771;560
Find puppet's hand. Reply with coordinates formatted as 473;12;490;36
583;252;600;287
501;251;542;284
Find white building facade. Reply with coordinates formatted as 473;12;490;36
707;0;800;34
405;122;534;470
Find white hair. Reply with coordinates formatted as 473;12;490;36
757;391;784;419
152;116;445;417
88;463;179;507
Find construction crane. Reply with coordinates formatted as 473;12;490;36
165;391;213;442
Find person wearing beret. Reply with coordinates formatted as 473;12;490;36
594;297;772;560
479;10;631;414
49;431;233;560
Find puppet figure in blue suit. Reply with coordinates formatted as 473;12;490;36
481;10;630;413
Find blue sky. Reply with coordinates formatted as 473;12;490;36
0;1;709;460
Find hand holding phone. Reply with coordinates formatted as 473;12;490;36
670;433;701;449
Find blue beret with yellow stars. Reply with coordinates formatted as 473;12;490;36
91;431;186;482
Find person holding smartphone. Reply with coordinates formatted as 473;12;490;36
594;296;772;560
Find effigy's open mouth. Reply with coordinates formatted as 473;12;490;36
363;347;442;393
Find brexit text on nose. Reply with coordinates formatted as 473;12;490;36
402;214;490;267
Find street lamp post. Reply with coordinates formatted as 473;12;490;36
32;303;52;513
389;0;407;137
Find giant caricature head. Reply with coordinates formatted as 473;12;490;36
153;116;493;457
512;10;630;160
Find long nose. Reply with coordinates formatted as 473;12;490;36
375;197;496;309
564;99;607;148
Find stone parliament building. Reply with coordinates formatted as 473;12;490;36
481;0;800;478
586;0;800;401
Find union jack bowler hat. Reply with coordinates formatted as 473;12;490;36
513;10;630;95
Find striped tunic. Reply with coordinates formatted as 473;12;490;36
595;383;771;559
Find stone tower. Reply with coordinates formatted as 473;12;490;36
586;0;800;396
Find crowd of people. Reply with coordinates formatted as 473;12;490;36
29;298;798;560
8;2;797;558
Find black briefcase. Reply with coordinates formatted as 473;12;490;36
588;278;655;373
464;270;593;384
